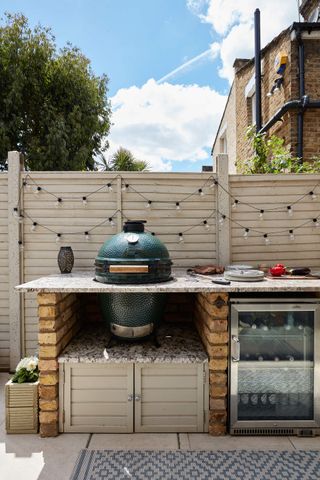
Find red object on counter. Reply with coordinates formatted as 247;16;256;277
269;264;286;277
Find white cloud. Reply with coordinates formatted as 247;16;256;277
189;0;298;82
108;79;227;171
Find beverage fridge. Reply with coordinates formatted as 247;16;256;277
230;298;320;435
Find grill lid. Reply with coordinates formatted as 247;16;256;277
95;220;172;284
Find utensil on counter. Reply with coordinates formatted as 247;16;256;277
187;270;231;285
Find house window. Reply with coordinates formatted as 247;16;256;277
251;92;256;126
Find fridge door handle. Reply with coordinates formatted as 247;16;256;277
231;335;240;362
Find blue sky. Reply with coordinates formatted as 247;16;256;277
1;0;298;171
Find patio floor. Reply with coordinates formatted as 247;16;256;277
1;373;320;480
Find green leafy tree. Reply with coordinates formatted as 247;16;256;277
0;13;111;170
99;147;148;171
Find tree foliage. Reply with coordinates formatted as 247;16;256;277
99;147;148;171
0;13;111;170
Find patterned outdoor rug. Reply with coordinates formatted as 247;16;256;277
70;449;320;480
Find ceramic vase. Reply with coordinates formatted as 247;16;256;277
58;246;74;274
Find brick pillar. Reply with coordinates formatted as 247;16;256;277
194;292;228;435
37;292;81;437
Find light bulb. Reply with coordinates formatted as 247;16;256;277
310;191;317;200
176;202;181;210
232;199;239;209
55;198;62;208
18;241;24;251
243;228;249;239
13;208;19;218
287;206;293;216
198;188;204;196
178;233;184;243
35;186;42;195
85;231;90;241
31;222;37;232
313;218;320;228
264;234;270;245
259;209;264;220
219;215;225;225
146;200;152;208
23;181;31;191
18;215;24;224
107;183;113;192
209;180;218;188
108;217;115;227
82;196;87;206
56;234;61;243
203;220;210;230
122;184;129;192
266;91;273;97
289;230;294;241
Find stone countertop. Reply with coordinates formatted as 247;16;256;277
15;269;320;293
58;323;208;364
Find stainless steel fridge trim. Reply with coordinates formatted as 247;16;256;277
230;302;320;432
230;297;320;304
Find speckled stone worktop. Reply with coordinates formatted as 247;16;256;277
15;269;320;293
58;323;208;364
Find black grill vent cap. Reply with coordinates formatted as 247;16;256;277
123;220;146;233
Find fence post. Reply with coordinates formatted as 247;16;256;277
8;151;24;371
116;176;122;233
216;154;231;266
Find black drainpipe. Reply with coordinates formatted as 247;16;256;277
297;28;305;161
254;9;262;132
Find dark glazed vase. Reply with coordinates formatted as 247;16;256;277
58;246;74;274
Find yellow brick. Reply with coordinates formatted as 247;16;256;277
39;372;59;386
38;359;59;371
39;411;59;424
40;398;59;411
37;293;62;306
209;358;228;371
38;305;60;319
39;345;59;359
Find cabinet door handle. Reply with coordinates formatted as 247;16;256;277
231;335;240;362
128;394;134;402
135;394;141;401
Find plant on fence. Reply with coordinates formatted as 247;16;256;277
238;126;320;174
0;13;111;171
11;356;39;383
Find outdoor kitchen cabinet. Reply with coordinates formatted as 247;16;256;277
59;362;208;433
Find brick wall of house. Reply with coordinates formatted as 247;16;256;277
234;31;292;171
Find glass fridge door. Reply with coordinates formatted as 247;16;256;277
230;303;319;427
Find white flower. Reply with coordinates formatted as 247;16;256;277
16;356;38;372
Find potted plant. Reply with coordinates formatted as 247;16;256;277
5;356;39;433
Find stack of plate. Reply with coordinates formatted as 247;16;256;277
224;269;265;282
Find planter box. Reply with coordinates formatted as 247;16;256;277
5;380;39;434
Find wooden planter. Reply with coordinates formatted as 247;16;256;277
5;380;39;433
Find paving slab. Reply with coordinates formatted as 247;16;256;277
0;422;89;480
187;434;295;451
89;433;179;450
179;433;190;449
289;436;320;450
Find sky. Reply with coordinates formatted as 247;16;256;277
1;0;300;171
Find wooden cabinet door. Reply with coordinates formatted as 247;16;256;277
61;363;134;433
134;363;208;433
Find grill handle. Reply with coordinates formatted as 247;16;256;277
231;335;240;362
